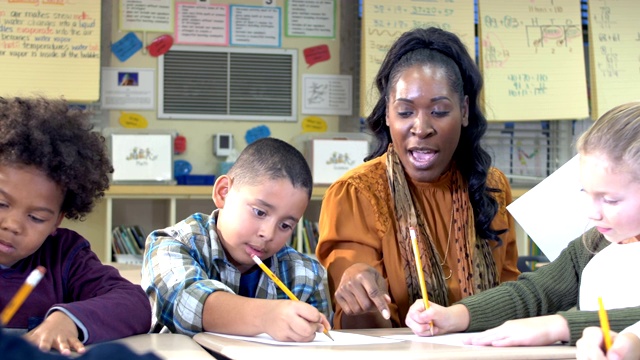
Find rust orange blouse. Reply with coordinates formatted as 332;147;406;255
316;153;520;329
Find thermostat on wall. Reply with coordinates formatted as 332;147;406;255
213;133;233;157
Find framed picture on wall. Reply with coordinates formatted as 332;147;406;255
108;131;174;183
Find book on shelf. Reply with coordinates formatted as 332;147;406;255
304;219;318;253
288;219;319;255
112;225;147;263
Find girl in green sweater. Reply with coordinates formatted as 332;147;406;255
405;101;640;347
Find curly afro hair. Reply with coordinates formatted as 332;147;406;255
0;97;113;220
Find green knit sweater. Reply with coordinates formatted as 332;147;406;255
458;230;640;345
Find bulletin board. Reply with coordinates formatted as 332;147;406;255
478;0;589;121
360;0;475;117
0;1;101;102
588;0;640;120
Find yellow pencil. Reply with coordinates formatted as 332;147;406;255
251;254;334;341
1;266;46;326
410;227;433;336
598;297;613;352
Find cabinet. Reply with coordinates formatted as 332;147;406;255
62;185;329;263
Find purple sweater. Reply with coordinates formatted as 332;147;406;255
0;228;151;344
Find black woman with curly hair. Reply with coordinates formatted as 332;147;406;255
315;27;520;329
0;97;151;355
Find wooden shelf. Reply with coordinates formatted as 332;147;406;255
107;185;525;199
107;185;212;197
64;185;530;263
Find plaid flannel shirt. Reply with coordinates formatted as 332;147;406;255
141;210;330;336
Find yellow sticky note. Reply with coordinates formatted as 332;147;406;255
119;112;148;128
302;116;327;133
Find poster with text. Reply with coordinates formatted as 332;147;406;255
286;0;335;38
230;5;281;47
175;2;229;45
120;0;173;32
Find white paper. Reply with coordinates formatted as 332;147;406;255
382;333;480;347
507;155;593;261
205;331;403;346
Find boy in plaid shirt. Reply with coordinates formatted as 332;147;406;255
142;138;330;342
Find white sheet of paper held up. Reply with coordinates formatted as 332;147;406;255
507;155;593;261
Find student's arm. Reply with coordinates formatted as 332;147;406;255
53;238;151;344
458;236;598;333
142;221;234;336
560;307;640;345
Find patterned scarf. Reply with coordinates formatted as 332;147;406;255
385;144;498;306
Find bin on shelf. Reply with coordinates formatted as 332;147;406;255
292;132;373;185
176;174;215;186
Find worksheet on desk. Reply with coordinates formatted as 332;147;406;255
381;333;479;347
205;331;404;346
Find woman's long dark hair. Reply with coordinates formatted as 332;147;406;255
365;27;504;243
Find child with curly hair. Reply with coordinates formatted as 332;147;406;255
0;97;151;355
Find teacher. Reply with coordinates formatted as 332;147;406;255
315;27;520;329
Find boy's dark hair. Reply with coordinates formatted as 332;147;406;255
227;137;313;199
0;97;113;220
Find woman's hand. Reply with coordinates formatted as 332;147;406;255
334;263;391;319
24;310;85;355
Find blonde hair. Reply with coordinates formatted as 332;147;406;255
576;102;640;180
577;102;640;251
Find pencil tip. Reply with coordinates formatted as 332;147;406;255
324;330;334;341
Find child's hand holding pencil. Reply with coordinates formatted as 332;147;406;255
405;228;472;338
251;254;333;342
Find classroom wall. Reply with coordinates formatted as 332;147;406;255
104;0;343;175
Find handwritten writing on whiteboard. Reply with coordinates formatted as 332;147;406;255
588;0;640;119
478;0;588;121
360;0;474;117
175;3;228;45
0;1;101;102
